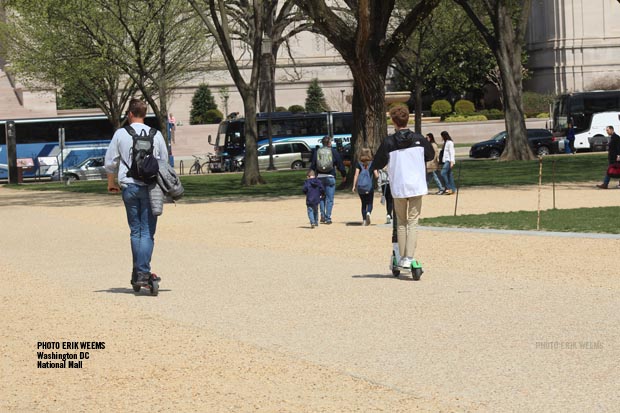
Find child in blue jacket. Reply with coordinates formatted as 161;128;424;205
303;170;325;228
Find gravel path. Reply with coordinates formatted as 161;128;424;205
1;182;619;412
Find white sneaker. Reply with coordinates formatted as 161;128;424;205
386;214;391;224
398;257;412;268
366;212;371;225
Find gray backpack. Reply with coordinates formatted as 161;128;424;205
316;147;333;173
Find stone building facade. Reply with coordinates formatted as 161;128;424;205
525;0;620;94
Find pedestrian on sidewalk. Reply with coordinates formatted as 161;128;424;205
440;131;457;195
309;136;347;224
564;121;575;154
303;169;325;228
105;98;168;287
352;148;379;226
426;133;445;194
596;125;620;189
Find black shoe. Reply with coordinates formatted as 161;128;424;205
325;220;332;225
320;217;326;223
134;271;151;285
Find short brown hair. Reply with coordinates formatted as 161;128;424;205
127;98;147;118
389;106;409;128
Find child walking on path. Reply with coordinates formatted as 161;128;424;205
352;148;379;226
303;170;325;228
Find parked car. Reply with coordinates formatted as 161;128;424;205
51;156;107;183
469;129;559;158
235;141;312;171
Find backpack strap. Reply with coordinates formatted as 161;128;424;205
124;124;138;138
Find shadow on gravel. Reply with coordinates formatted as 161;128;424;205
0;191;121;208
94;287;171;295
352;274;414;281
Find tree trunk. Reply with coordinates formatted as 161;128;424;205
414;77;423;134
345;66;388;186
496;22;532;161
259;52;276;113
240;92;265;185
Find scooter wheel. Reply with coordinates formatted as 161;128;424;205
412;267;423;281
150;280;159;296
132;284;141;293
392;268;400;277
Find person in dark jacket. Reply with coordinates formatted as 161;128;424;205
309;136;347;224
596;125;620;189
565;121;576;154
303;169;325;228
372;106;434;268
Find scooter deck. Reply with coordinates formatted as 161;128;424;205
390;244;423;280
131;274;161;296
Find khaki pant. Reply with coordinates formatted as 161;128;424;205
393;196;423;259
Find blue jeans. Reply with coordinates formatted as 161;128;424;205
319;175;336;222
307;204;319;225
427;170;444;191
441;162;456;192
122;184;157;273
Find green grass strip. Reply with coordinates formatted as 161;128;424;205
420;206;620;234
4;154;609;198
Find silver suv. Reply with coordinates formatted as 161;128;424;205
51;156;107;183
255;141;312;170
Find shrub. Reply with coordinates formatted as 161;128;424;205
522;91;554;118
275;106;287;112
204;109;223;124
477;109;504;120
454;99;475;115
431;99;452;117
190;84;219;125
536;112;550;118
288;104;305;113
444;114;488;122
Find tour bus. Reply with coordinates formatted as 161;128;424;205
209;111;353;170
552;90;620;150
0;114;160;179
